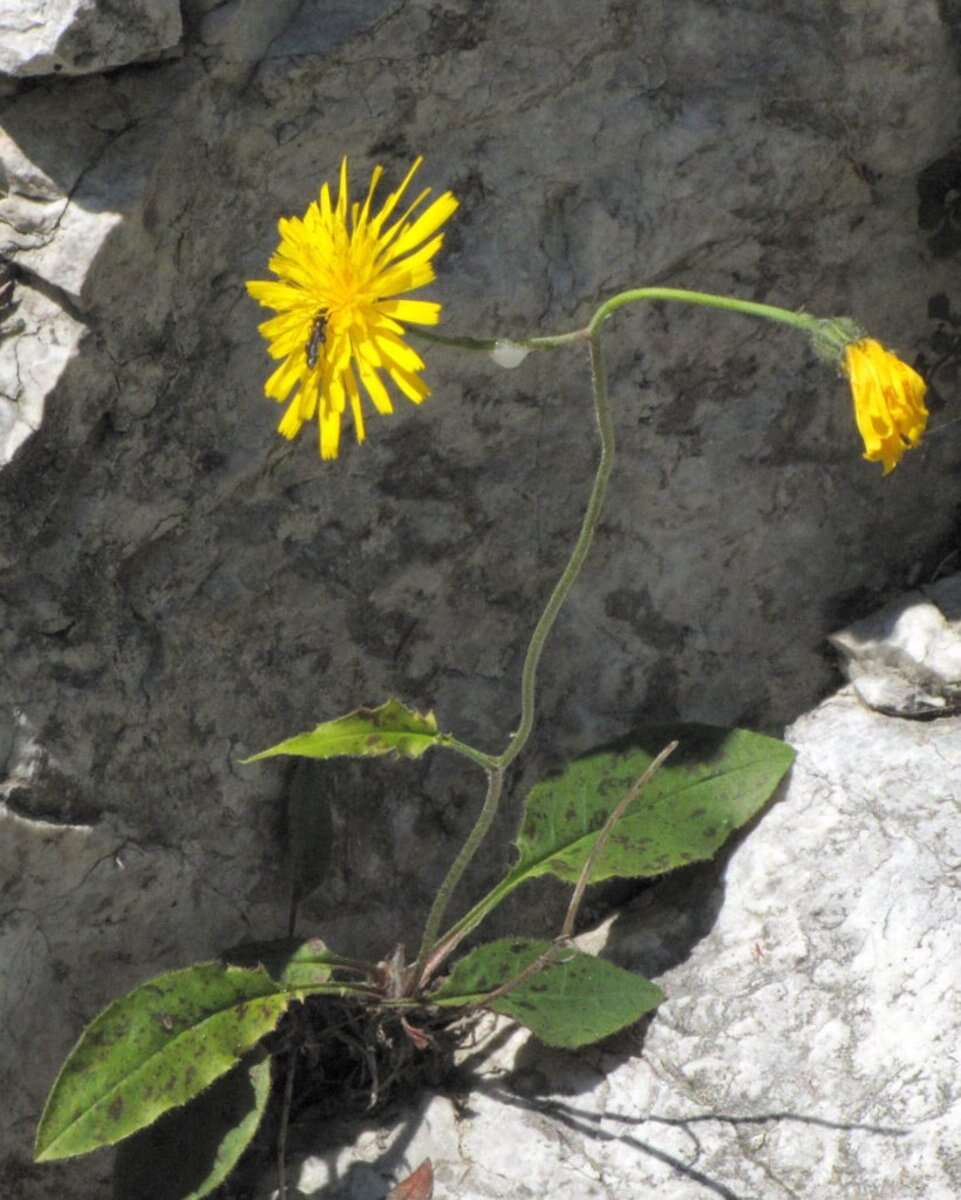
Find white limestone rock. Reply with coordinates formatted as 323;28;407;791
829;572;961;715
273;692;961;1199
0;0;182;78
0;287;84;465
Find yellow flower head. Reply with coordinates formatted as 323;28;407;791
842;339;928;474
246;157;458;459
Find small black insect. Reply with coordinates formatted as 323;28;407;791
305;312;328;369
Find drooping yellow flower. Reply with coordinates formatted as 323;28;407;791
842;338;928;474
246;157;458;459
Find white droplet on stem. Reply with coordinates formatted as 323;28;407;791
490;339;529;369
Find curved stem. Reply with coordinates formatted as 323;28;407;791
411;285;808;989
412;331;615;990
494;328;614;771
416;288;813;358
412;767;504;990
419;859;525;984
588;286;813;336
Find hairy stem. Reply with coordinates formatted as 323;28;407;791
587;287;813;337
438;734;500;770
413;331;615;989
495;329;614;771
411;767;504;990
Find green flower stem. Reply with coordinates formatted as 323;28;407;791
412;766;504;990
438;734;499;771
495;329;614;771
586;287;813;337
412;329;506;352
413;326;588;353
415;288;813;356
420;858;527;984
291;981;381;1000
411;330;614;991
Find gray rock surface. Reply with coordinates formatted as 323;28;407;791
0;0;182;78
2;4;961;1197
275;689;961;1199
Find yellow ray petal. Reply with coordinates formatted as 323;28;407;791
379;299;442;325
279;398;306;439
319;403;342;459
345;365;366;444
335;157;349;226
376;186;434;254
246;279;306;309
374;260;437;299
389;364;431;406
357;357;394;414
375;331;426;373
296;374;320;422
386;194;460;261
355;165;385;236
369;312;407;336
369;157;424;237
265;356;303;403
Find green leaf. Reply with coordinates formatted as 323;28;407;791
222;937;337;989
113;1050;272;1200
35;963;291;1162
242;698;441;763
432;937;664;1048
447;724;795;943
516;723;794;884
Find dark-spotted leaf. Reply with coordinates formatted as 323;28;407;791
35;963;291;1161
113;1050;272;1200
447;724;794;941
516;724;794;884
432;938;664;1048
242;698;441;763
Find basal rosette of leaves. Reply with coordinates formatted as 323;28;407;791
36;709;793;1197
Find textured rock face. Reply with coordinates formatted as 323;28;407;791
2;4;961;1196
269;690;961;1199
0;0;182;78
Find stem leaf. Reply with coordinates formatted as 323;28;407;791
34;963;291;1162
242;698;441;763
432;937;664;1048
